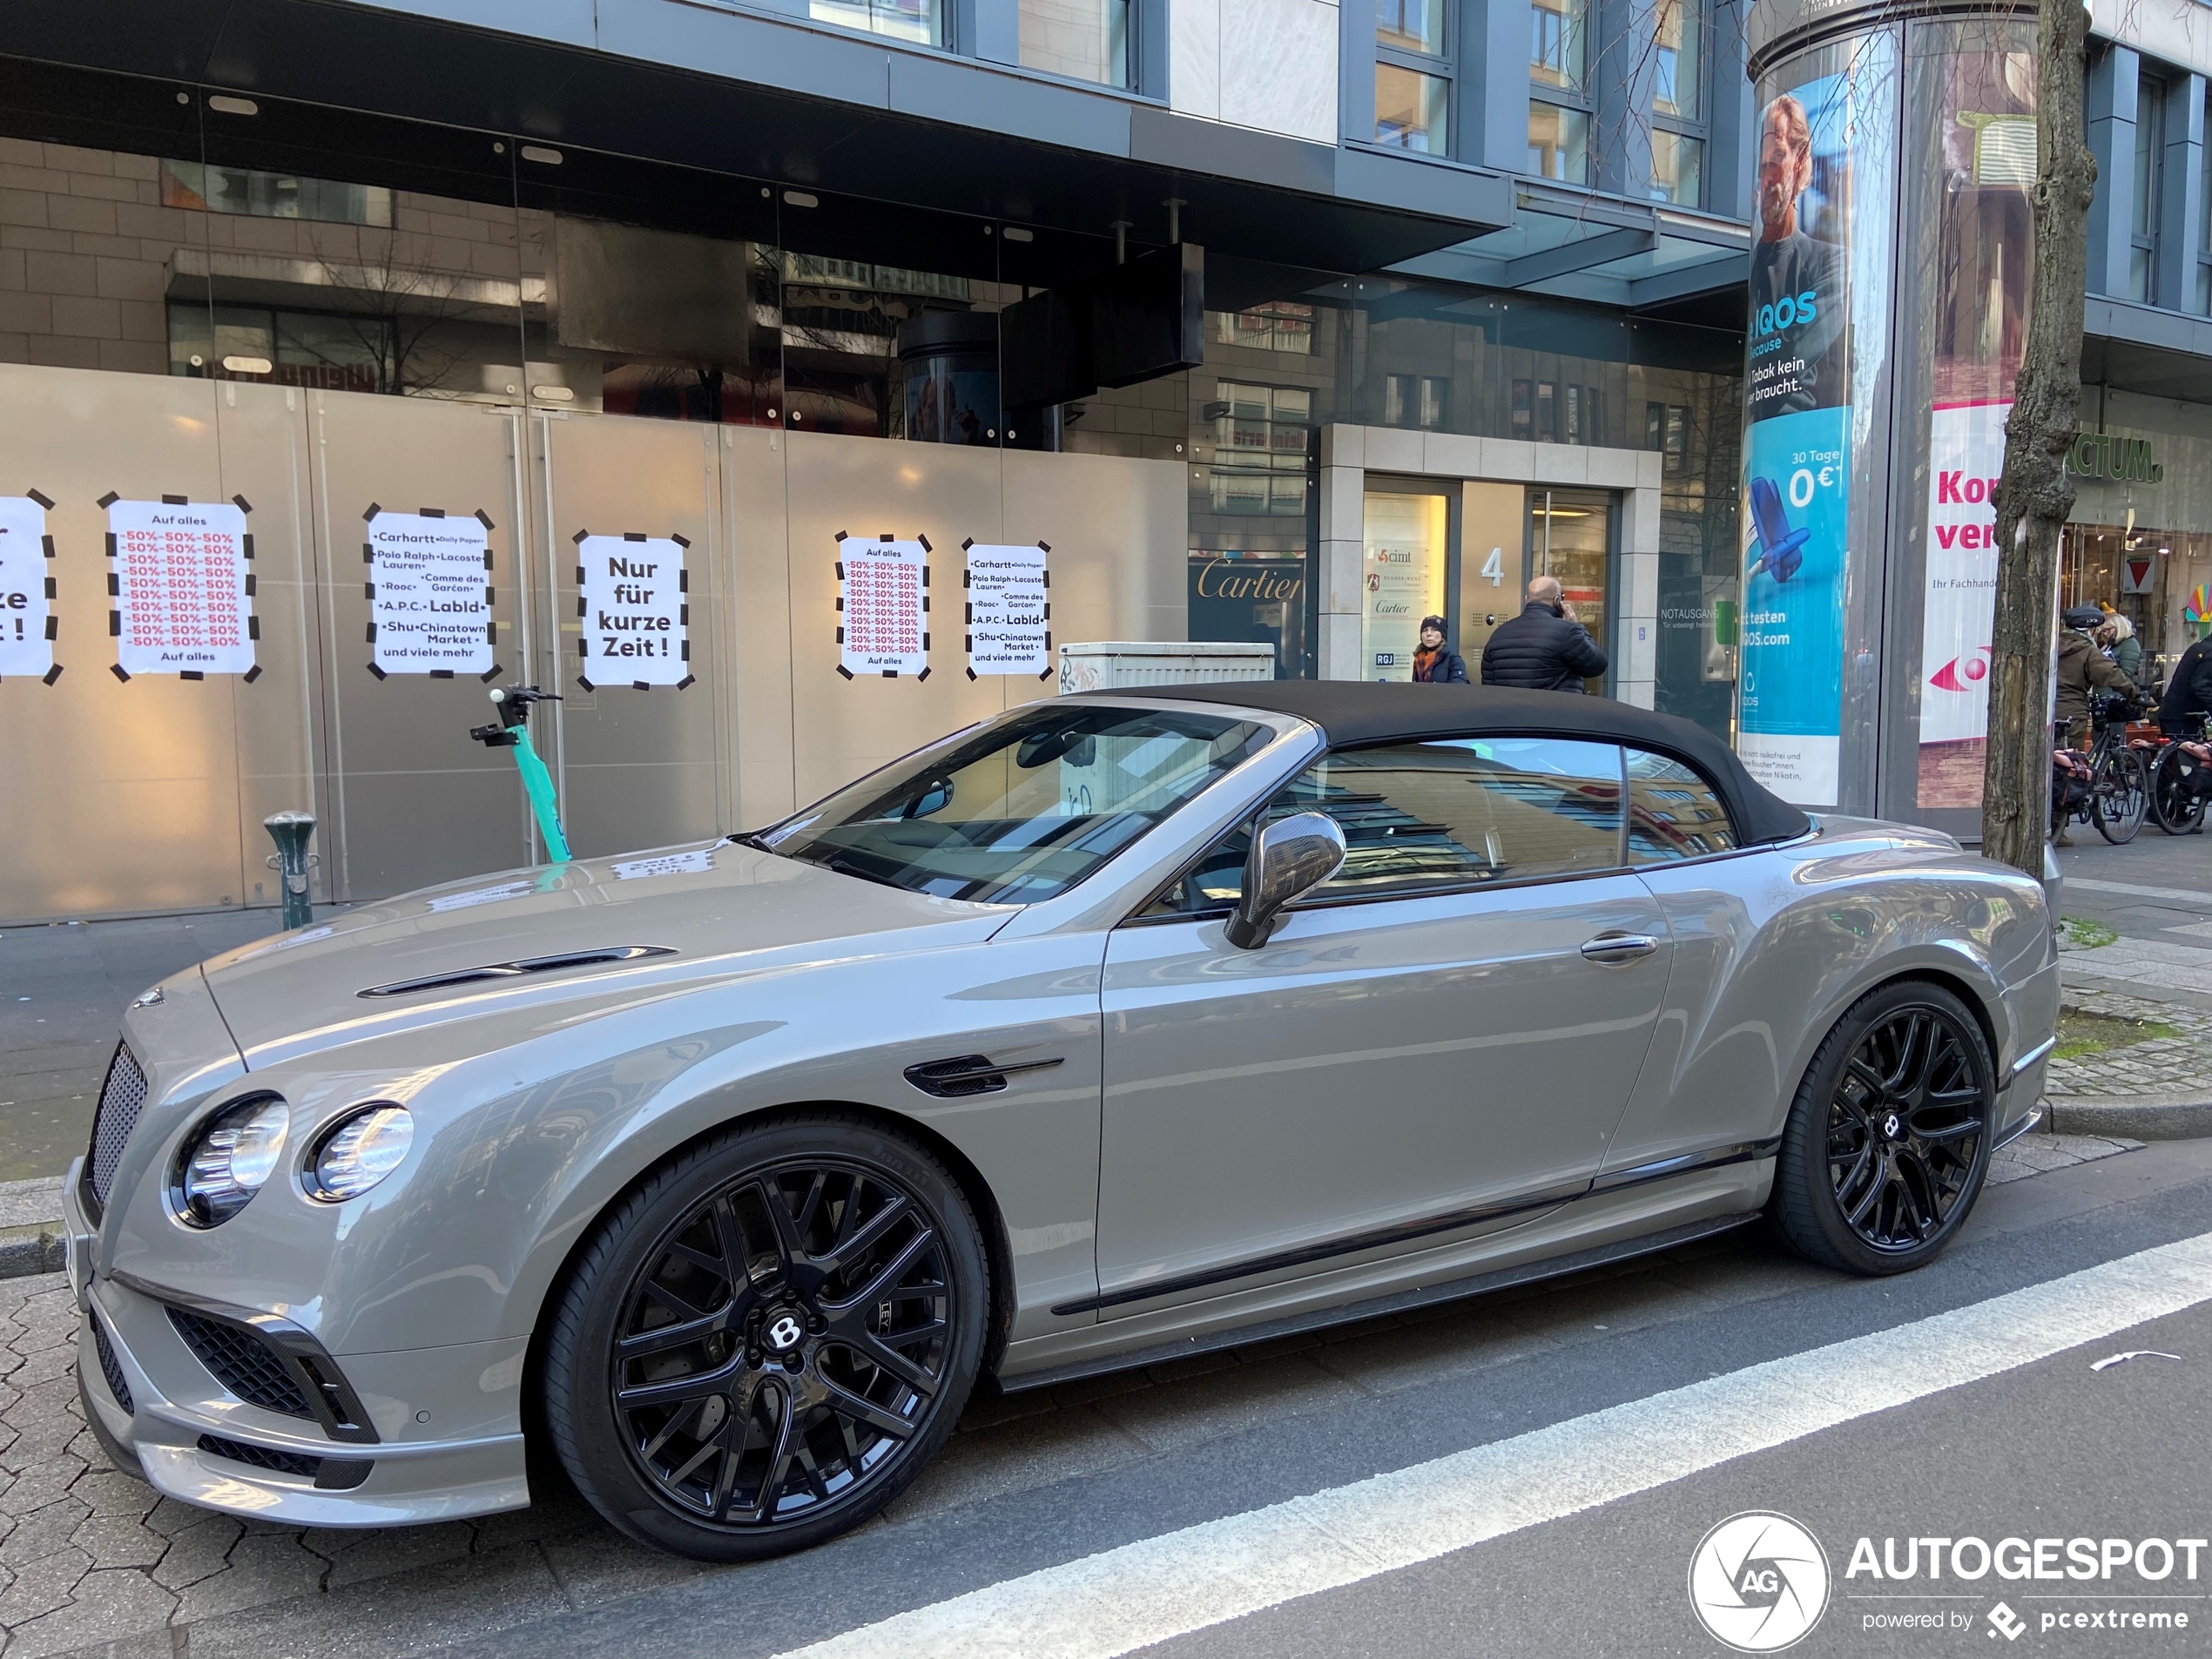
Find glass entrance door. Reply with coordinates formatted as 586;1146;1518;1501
1528;487;1615;693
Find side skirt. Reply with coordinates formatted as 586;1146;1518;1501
995;1209;1764;1396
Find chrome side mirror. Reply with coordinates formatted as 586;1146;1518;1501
1225;811;1347;950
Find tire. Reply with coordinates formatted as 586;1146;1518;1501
1770;981;1994;1277
2093;747;2148;843
543;1111;988;1561
2151;745;2209;835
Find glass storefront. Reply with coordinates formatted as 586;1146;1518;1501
1530;489;1614;694
2061;523;2212;685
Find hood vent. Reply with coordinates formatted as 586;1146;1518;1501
358;946;676;999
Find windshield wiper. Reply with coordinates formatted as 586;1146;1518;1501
728;830;778;853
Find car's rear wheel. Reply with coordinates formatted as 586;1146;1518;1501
1770;981;1993;1276
543;1112;987;1561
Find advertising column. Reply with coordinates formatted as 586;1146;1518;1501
1911;31;2038;808
1738;33;1898;806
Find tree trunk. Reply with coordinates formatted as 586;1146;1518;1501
1982;0;2096;876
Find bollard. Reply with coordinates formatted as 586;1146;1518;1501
262;811;318;932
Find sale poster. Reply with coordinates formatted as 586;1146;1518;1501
963;541;1049;678
367;509;494;678
577;532;691;689
836;534;929;678
107;496;255;678
0;494;56;682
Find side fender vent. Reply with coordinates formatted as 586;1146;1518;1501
903;1055;1063;1099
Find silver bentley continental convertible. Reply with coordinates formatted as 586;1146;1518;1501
63;683;2059;1559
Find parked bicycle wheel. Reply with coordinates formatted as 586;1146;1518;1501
2094;746;2149;843
2151;742;2210;834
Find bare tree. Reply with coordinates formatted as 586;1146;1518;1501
1980;0;2096;875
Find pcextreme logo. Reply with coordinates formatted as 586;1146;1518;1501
1689;1512;1831;1652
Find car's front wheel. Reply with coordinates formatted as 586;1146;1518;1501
543;1111;988;1561
1770;980;1993;1275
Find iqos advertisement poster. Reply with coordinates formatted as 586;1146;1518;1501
1738;60;1878;806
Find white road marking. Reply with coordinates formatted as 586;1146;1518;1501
2066;876;2212;908
779;1231;2212;1659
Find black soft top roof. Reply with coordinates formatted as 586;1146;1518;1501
1079;680;1811;846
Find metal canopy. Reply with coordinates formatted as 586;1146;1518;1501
1393;189;1750;310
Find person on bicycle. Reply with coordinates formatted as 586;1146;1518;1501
2056;604;2134;744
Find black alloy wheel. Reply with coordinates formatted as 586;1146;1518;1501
544;1114;987;1561
1772;981;1993;1275
2093;746;2149;843
2151;743;2209;835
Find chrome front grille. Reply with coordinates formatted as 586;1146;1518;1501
86;1042;149;1212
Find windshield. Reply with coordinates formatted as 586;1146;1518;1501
760;705;1272;903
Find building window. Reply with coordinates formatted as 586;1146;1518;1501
1528;102;1591;184
1529;0;1593;183
2200;91;2212;313
1377;66;1451;152
1213;302;1316;354
1017;0;1131;86
1650;130;1704;206
1207;382;1312;515
1647;401;1689;473
1375;0;1450;152
1382;374;1448;428
810;0;942;49
2131;72;2163;303
1530;0;1587;91
161;159;391;226
1648;0;1706;205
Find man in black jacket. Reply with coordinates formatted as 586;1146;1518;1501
2160;632;2212;736
1480;576;1608;692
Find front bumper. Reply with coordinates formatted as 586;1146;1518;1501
64;1163;531;1528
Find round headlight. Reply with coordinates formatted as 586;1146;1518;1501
177;1096;289;1227
307;1105;413;1202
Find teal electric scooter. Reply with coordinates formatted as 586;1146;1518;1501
470;685;572;863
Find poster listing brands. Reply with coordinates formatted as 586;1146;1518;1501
1914;39;2037;809
366;509;495;678
835;534;930;678
0;493;57;684
105;496;256;679
962;542;1050;678
1362;493;1446;681
577;533;691;689
1737;57;1878;807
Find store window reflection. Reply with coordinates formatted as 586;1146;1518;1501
811;0;941;46
1020;0;1131;86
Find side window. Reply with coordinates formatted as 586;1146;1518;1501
1141;736;1627;915
1624;748;1738;861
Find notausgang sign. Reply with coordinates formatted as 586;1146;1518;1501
2067;431;2162;483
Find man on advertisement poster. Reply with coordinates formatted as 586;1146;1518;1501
1749;95;1846;421
1738;62;1878;810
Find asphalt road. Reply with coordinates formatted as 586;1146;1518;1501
398;1136;2212;1659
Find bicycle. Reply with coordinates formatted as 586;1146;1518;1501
2149;711;2212;835
2051;691;2148;845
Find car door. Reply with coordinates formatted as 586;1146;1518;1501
1093;736;1675;1316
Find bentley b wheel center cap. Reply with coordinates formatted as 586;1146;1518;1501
1882;1112;1903;1141
765;1312;806;1353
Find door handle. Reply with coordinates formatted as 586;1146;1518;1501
1580;933;1659;963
